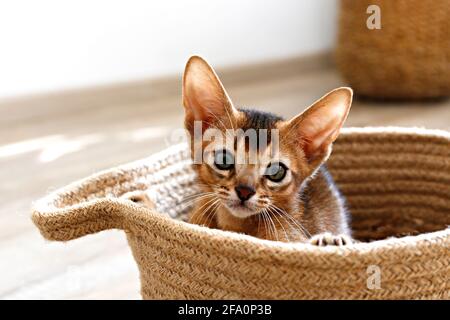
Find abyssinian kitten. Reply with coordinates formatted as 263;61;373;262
183;56;353;246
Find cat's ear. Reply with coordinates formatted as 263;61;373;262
285;87;353;166
182;56;237;134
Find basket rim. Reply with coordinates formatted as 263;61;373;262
31;126;450;259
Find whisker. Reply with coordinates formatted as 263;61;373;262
266;206;290;242
269;203;311;239
206;197;222;225
181;191;215;201
257;213;261;236
262;209;278;241
286;214;311;239
200;198;221;226
268;206;298;240
196;196;219;214
197;197;220;226
266;210;279;241
260;210;271;240
180;193;216;208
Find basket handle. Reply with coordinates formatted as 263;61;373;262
31;191;155;242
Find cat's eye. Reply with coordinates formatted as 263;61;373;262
214;149;234;170
265;162;287;182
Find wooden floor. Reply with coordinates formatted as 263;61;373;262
1;54;449;299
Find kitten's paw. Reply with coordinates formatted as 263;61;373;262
309;233;352;246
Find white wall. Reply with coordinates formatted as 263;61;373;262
0;0;337;98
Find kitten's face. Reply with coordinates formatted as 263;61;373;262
194;112;309;219
182;56;352;219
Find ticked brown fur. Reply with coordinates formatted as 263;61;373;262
183;56;353;245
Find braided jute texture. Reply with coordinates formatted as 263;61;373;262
32;127;450;299
336;0;450;99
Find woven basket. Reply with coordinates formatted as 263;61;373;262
32;127;450;299
336;0;450;99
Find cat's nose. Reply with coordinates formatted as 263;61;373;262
235;185;256;202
